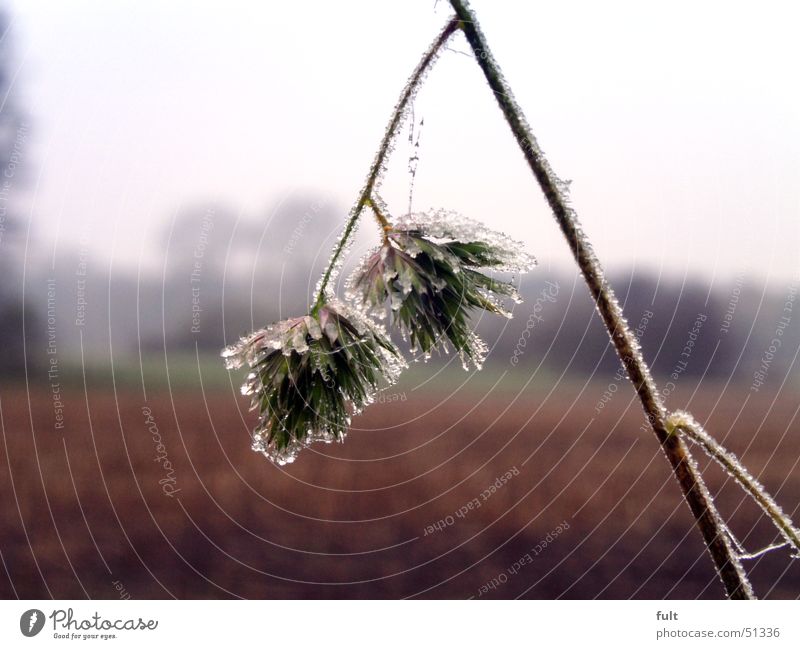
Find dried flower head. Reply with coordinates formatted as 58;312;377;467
222;300;404;465
348;209;536;369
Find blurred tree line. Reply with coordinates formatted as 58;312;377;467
0;8;35;376
1;0;795;388
35;195;799;387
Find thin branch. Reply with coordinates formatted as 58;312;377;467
312;16;460;313
669;410;800;557
739;542;791;561
448;0;754;599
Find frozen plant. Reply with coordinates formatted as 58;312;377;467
222;0;800;599
348;206;535;369
222;301;404;465
667;411;800;559
223;15;534;463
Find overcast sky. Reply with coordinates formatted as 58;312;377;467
7;0;800;284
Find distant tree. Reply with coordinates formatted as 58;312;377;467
152;194;338;351
0;8;33;377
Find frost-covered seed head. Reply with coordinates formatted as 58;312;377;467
347;208;535;369
222;300;405;465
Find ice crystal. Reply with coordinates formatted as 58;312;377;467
348;208;535;369
222;300;405;465
394;209;536;273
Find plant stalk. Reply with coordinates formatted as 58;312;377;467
449;0;753;599
365;197;393;244
312;17;461;313
669;411;800;555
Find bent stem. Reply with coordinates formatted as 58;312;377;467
668;411;800;556
365;197;393;245
312;16;461;314
449;0;753;598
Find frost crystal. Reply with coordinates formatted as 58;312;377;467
394;209;536;273
347;208;535;369
222;300;405;465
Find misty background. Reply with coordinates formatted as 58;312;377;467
2;0;800;601
1;0;798;387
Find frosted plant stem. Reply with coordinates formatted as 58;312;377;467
739;542;790;561
365;197;393;244
312;16;461;314
449;0;754;599
668;411;800;556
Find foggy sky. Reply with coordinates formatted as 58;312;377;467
7;0;800;283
